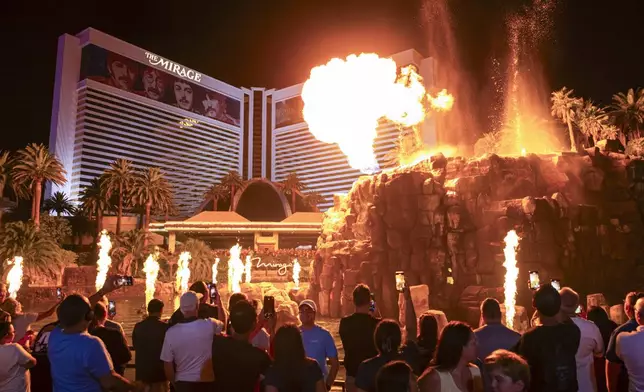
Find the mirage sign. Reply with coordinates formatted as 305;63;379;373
145;52;203;83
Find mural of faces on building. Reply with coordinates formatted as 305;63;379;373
173;79;194;111
106;53;137;92
141;68;166;101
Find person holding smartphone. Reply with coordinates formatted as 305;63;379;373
340;284;381;392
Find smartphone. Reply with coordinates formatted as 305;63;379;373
116;276;134;287
395;271;406;292
575;305;582;314
108;300;117;318
263;296;276;319
208;283;218;304
369;293;376;313
528;271;540;290
56;287;62;300
550;279;561;291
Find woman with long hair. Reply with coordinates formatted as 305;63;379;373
376;360;419;392
264;324;325;392
418;321;482;392
586;307;617;392
403;285;439;375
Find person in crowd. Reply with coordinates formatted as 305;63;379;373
474;298;521;360
484;350;530;392
356;319;417;392
264;323;326;392
606;291;644;392
132;299;169;392
340;284;382;392
559;288;603;392
212;300;272;391
249;299;272;352
514;284;580;392
299;299;339;390
90;302;131;376
614;297;644;392
225;292;248;334
97;296;126;335
169;281;225;326
0;321;36;392
48;278;136;392
402;285;439;375
587;307;618;392
30;320;58;392
1;296;60;347
160;291;223;392
375;360;418;392
418;321;482;392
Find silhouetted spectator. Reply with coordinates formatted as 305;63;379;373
418;321;482;392
212;300;271;391
514;285;580;392
587;307;617;392
615;297;644;392
90;303;131;376
606;291;644;392
375;360;418;392
169;281;225;326
340;284;381;391
96;296;126;335
299;299;339;390
132;299;169;392
475;298;521;360
402;285;438;375
265;323;325;392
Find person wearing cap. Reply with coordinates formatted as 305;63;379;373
559;287;603;392
168;281;226;326
212;300;272;392
299;299;339;390
47;275;136;392
160;291;223;392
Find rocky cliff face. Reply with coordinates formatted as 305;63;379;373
311;150;644;319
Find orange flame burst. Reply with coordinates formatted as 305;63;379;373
503;230;520;330
302;54;453;174
428;89;455;111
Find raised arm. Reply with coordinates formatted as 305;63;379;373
36;300;61;322
403;285;418;342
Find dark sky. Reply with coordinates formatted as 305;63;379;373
1;0;642;151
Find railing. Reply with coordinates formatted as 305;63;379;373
125;347;347;390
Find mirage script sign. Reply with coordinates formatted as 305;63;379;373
145;52;203;82
254;257;292;276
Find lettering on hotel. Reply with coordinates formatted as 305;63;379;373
145;52;202;82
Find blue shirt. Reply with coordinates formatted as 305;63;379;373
48;327;113;392
474;323;521;360
300;325;338;379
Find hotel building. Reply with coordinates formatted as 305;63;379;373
50;28;436;215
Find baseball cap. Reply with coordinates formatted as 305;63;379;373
180;291;203;314
299;299;317;312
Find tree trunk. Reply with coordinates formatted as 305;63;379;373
144;201;151;247
97;209;103;236
291;190;296;214
31;187;36;220
117;184;123;234
34;181;43;229
0;188;4;228
213;197;218;211
229;185;235;211
566;116;577;152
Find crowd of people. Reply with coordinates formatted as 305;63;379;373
0;279;643;392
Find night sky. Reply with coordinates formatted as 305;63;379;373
1;0;642;151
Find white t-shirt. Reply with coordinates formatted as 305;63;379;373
0;343;33;392
160;318;223;382
13;313;38;343
571;316;604;392
616;326;644;392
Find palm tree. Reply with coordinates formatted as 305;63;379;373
280;172;307;214
576;101;610;147
11;143;67;229
303;191;326;211
610;88;644;143
102;159;135;234
220;170;245;211
0;151;10;226
0;221;58;267
551;87;583;151
79;176;109;236
130;167;173;246
111;229;150;277
42;191;76;216
202;183;228;212
178;238;213;282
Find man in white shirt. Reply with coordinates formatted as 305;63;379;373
560;288;604;392
616;297;644;392
160;291;223;392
